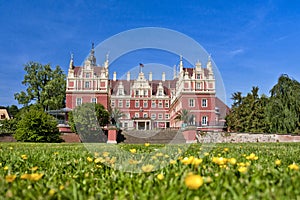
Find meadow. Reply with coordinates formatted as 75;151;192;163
0;142;300;200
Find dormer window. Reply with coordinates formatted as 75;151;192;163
86;73;90;78
158;90;163;96
118;88;123;95
196;74;201;79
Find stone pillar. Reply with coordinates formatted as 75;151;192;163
183;129;197;143
144;121;147;130
107;127;117;144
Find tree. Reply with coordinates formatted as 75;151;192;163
14;107;61;142
267;74;300;134
110;108;125;128
175;109;195;127
14;62;66;111
68;103;109;134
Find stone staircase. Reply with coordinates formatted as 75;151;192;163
121;129;186;144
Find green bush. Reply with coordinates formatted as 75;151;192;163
14;108;61;142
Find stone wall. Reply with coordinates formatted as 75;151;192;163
197;132;300;143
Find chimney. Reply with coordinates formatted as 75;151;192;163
127;71;130;81
149;72;152;81
113;72;117;81
162;72;166;82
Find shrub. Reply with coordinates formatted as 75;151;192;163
14;108;61;142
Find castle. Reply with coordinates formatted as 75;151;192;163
66;45;228;131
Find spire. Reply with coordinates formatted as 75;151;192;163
207;54;212;71
104;52;109;69
179;55;183;73
69;53;74;69
88;42;96;66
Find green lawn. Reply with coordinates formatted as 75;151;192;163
0;142;300;199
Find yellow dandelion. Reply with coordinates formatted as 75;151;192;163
86;157;93;162
238;166;248;173
94;152;99;157
275;159;281;166
181;156;194;165
175;173;179;177
204;152;209;156
48;189;56;196
141;164;154;172
21;173;44;181
9;147;13;150
31;166;38;171
21;154;28;160
164;154;169;158
169;159;177;165
192;158;203;167
246;153;258;160
4;166;9;170
157;173;164;180
223;148;229;152
204;176;213;183
129;149;136;154
128;159;139;165
184;174;204;190
59;185;65;190
144;143;150;147
5;175;16;183
102;151;110;157
229;158;237;165
288;163;299;170
94;157;105;163
155;152;164;157
53;152;59;155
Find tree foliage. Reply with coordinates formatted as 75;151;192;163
68;103;109;134
226;75;300;134
14;62;66;110
14;107;61;142
110;107;125;128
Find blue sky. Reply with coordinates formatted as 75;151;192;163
1;0;300;107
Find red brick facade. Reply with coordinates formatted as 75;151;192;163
66;47;228;131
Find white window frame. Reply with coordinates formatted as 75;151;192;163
135;112;139;118
158;113;163;120
118;100;123;108
85;81;90;88
111;100;115;107
76;98;82;106
158;101;163;108
151;113;156;119
202;99;207;107
135;100;139;108
143;101;148;108
126;100;130;108
151;101;156;108
143;113;148;118
189;99;195;107
165;101;169;108
165;114;169;119
202;116;208;125
91;97;97;103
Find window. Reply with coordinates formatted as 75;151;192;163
158;90;163;96
135;100;139;108
165;114;169;119
158;101;163;108
144;90;148;96
111;100;115;107
202;99;207;107
118;100;123;108
143;101;148;108
135;90;139;96
151;113;156;119
118;88;123;95
196;83;201;89
151;101;156;108
86;73;90;78
143;113;148;118
165;101;169;108
189;99;195;107
135;113;139;118
91;98;97;103
202;116;208;125
158;113;163;119
85;81;90;88
76;98;82;106
126;100;130;108
196;74;201;79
